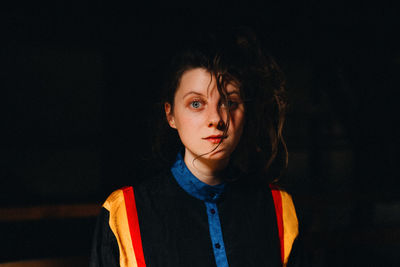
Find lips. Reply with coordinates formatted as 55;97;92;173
203;135;227;144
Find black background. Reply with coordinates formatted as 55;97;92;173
2;1;400;266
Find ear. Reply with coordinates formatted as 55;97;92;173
164;102;176;129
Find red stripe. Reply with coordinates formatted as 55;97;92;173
270;185;284;264
123;186;147;267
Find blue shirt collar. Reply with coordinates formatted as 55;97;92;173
171;152;226;203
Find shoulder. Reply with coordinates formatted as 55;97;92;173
269;185;296;205
269;185;298;227
102;169;175;211
102;187;129;212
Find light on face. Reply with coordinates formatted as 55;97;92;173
165;68;245;163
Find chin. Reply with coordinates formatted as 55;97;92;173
204;149;232;161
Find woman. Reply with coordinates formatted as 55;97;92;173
90;27;303;267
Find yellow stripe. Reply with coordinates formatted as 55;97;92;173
280;190;299;266
103;189;138;267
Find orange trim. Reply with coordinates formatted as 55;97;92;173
123;187;147;267
280;190;299;266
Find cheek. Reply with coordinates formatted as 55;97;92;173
174;110;203;134
230;110;245;132
175;115;203;149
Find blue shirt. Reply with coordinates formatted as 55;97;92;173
171;153;229;267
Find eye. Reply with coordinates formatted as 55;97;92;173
190;100;202;109
221;100;239;109
227;100;238;108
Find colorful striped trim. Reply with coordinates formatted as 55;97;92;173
103;187;146;267
122;186;146;267
270;185;299;266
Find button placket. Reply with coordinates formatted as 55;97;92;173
204;202;229;266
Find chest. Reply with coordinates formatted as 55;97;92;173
134;186;281;267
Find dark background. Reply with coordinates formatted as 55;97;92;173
2;2;399;266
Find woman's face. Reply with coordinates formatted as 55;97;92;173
165;68;245;165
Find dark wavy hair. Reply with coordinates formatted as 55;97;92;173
152;27;288;183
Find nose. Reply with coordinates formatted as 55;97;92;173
207;105;226;130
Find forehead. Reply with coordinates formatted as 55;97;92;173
176;68;239;96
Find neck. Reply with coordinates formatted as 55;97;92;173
183;150;229;186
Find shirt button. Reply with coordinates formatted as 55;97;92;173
210;209;216;214
215;243;221;249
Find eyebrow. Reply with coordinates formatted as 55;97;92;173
182;90;240;99
227;91;240;96
182;91;204;99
